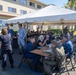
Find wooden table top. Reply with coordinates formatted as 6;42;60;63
30;46;50;57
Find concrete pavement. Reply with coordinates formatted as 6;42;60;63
0;48;76;75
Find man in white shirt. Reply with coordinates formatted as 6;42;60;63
17;24;26;49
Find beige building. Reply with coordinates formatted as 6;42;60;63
0;0;47;25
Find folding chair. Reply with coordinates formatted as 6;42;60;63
66;42;76;71
73;43;76;67
73;42;76;69
18;47;34;69
70;37;76;65
52;54;70;75
66;57;75;71
73;51;76;65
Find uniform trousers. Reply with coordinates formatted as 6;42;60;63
1;50;14;68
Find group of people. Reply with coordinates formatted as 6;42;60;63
0;24;75;75
0;23;27;71
26;34;74;75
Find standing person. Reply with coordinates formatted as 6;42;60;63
23;24;27;43
63;26;69;35
0;28;14;71
7;24;14;45
17;24;26;50
7;24;14;37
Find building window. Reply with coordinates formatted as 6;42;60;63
0;20;2;25
13;0;16;1
37;5;42;9
0;5;3;10
20;10;27;14
29;2;35;7
8;7;16;13
20;0;27;4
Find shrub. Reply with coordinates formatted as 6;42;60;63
14;31;17;36
49;29;62;35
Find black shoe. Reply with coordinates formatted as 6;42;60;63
19;52;22;55
0;56;2;60
1;68;5;71
11;65;14;69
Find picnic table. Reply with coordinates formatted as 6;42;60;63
30;46;50;57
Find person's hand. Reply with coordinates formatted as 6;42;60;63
48;55;51;58
10;50;13;54
44;40;46;44
46;38;48;41
14;36;17;38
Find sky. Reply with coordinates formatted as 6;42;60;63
39;0;68;7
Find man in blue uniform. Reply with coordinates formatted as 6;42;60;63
7;24;14;45
24;37;38;70
62;35;73;58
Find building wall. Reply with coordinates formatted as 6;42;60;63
0;0;46;29
0;0;46;17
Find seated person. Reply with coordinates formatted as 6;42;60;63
27;37;30;43
43;40;65;75
67;32;70;39
49;32;55;41
45;35;50;45
37;35;46;48
61;35;73;58
24;37;38;70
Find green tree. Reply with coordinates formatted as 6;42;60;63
64;3;69;9
66;0;76;10
74;1;76;10
64;0;76;10
68;0;73;9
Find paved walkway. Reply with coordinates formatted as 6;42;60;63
0;49;43;75
0;48;76;75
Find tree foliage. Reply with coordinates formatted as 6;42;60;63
64;0;76;10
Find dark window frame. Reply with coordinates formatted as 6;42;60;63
37;5;42;9
29;2;35;7
20;10;27;14
20;0;27;4
8;7;16;13
12;0;16;1
0;5;3;10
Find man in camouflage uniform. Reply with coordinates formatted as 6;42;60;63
43;40;65;75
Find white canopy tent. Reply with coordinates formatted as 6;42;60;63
3;5;76;24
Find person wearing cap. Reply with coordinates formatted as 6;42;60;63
61;35;73;58
43;40;65;75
